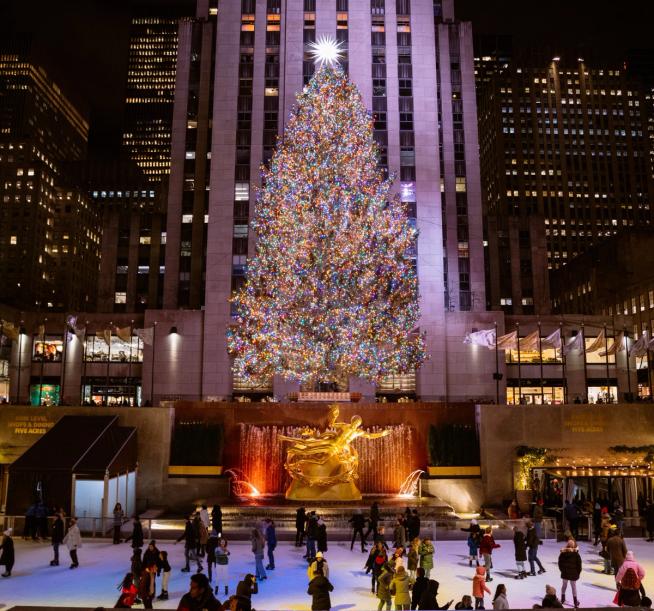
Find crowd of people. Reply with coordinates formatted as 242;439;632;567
1;499;654;610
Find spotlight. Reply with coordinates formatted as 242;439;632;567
169;326;178;334
552;56;560;62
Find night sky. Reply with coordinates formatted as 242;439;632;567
2;0;653;151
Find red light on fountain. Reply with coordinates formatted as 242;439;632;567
224;468;261;498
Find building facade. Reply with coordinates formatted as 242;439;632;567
478;59;654;315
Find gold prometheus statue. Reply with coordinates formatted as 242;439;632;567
279;404;390;501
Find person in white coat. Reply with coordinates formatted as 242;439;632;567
62;517;82;569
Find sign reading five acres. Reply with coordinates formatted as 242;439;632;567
8;415;55;435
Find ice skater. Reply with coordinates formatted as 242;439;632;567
0;528;14;577
62;517;82;569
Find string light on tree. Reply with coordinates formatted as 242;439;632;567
227;62;426;386
307;35;344;67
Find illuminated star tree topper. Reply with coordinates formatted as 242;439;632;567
227;62;426;386
307;35;345;67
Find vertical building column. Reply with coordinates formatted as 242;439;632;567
412;0;446;399
203;2;242;399
384;0;401;180
280;0;304;132
97;208;119;312
459;22;485;311
126;212;140;311
315;0;336;40
347;1;372;108
163;20;193;309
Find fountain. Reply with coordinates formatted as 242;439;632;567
238;422;415;496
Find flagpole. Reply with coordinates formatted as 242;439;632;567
516;322;522;404
604;324;610;403
560;321;567;404
38;318;47;406
581;323;588;403
106;323;112;407
60;321;68;405
624;325;631;401
538;321;544;404
494;321;500;405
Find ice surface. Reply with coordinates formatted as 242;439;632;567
0;537;651;609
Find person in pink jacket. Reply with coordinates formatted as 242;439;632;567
472;566;492;610
615;550;646;584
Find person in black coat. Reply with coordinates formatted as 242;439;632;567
235;573;258;611
317;517;328;553
558;540;582;607
0;529;15;577
418;579;453;610
211;505;223;536
411;567;428;610
408;510;421;541
50;511;65;566
526;521;545;575
365;501;380;541
142;540;160;569
125;516;144;551
349;510;367;552
177;516;200;573
646;502;654;542
295;507;306;547
512;526;527;579
307;567;334;610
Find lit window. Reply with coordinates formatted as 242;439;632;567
10;235;17;245
235;182;249;201
115;292;127;304
182;214;193;223
161;232;167;245
139;236;151;245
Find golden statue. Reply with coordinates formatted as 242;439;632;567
279;404;390;501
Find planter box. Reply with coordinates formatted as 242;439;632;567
168;465;223;477
428;466;481;477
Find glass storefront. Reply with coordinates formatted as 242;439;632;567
84;335;143;363
506;344;562;364
29;383;61;406
82;377;142;406
506;385;565;405
32;337;63;362
587;385;617;404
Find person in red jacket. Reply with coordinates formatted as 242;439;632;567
115;572;138;608
479;528;501;582
472;566;492;609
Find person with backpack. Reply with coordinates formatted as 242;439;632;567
557;538;581;608
617;568;642;607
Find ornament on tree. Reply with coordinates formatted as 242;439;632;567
227;60;426;386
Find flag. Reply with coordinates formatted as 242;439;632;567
102;328;112;346
74;325;86;343
115;326;132;342
563;331;583;355
463;328;496;349
542;328;562;350
585;330;605;354
599;332;625;357
519;330;540;351
496;330;518;350
135;327;154;346
630;331;648;357
0;320;19;341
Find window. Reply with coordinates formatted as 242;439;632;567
115;292;127;304
585;338;616;364
235;182;249;201
84;335;143;363
32;337;64;362
10;236;17;245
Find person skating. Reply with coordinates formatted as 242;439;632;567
418;579;452;610
308;550;329;580
198;515;209;559
472;566;491;610
366;541;388;594
532;499;545;539
206;529;219;585
211;504;223;537
115;572;139;608
563;501;580;540
394;517;407;549
51;510;65;566
606;525;627;576
0;528;14;577
512;526;527;579
479;527;500;582
462;519;481;567
130;548;143;596
407;537;420;582
411;567;428;610
526;521;545;575
391;546;406;570
365;501;381;543
317;516;328;554
214;537;230;597
296;507;306;547
251;527;266;581
125;515;144;551
305;511;319;560
177;572;222;611
113;502;125;544
139;561;157;609
142;540;160;569
592;502;602;545
307;565;334;611
235;573;258;611
646;501;654;542
418;537;435;580
157;550;171;601
615;550;646;584
491;584;509;610
62;517;81;569
376;562;394;611
265;518;277;569
391;565;411;610
408;510;421;541
199;505;210;531
557;538;581;608
350;509;367;553
177;515;201;573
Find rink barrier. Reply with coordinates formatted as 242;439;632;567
0;515;561;541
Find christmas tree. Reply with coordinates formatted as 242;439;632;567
227;57;425;386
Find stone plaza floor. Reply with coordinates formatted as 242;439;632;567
0;536;651;609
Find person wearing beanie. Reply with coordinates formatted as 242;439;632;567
307;550;329;581
0;528;14;577
615;550;646;584
557;538;581;608
540;584;563;608
472;566;491;610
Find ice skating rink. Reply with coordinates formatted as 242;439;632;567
0;537;651;609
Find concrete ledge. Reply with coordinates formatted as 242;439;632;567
167;465;223;476
428;466;481;477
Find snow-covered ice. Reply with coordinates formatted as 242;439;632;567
1;537;652;609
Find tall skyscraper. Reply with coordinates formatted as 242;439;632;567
478;59;654;315
0;53;100;311
122;15;180;184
